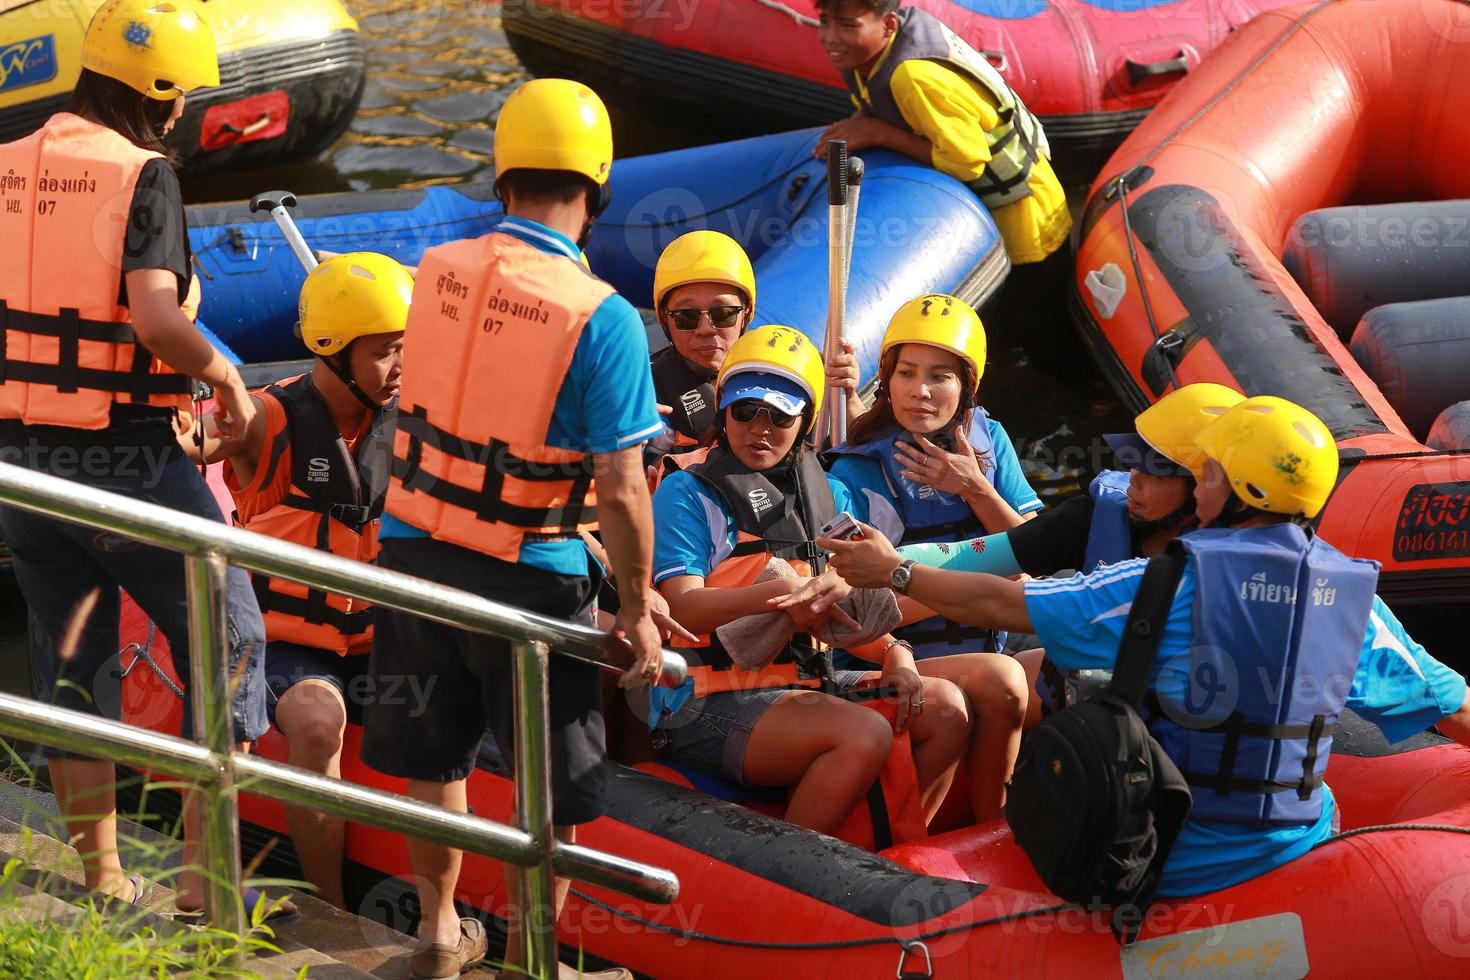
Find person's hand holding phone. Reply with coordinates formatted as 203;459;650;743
894;428;988;499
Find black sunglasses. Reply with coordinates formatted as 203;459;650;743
666;305;745;331
728;400;800;428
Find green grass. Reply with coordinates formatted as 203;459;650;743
0;743;299;979
0;853;292;979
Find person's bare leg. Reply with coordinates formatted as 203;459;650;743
49;758;131;899
404;778;468;945
742;691;892;834
1014;648;1048;730
176;741;252;912
916;653;1028;820
900;676;971;820
502;823;578;973
274;680;349;908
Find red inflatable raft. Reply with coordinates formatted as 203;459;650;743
116;463;1470;977
1073;0;1470;612
502;0;1296;154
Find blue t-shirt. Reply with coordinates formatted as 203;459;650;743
653;465;856;584
380;216;663;576
827;415;1042;544
1023;558;1466;898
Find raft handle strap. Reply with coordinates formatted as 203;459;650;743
897;939;932;980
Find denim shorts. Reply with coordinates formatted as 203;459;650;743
656;669;869;785
0;450;268;756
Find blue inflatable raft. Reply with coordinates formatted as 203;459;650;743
187;129;1008;378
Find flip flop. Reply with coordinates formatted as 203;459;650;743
175;887;302;925
244;886;302;925
130;874;154;906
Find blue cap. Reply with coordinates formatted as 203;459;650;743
1104;432;1191;478
718;372;809;417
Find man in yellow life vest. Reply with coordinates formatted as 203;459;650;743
189;252;411;910
813;0;1071;267
360;79;662;980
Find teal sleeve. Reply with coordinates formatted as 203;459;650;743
897;533;1022;576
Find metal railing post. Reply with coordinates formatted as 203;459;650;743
514;639;558;980
184;552;245;941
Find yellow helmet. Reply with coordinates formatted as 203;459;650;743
1134;383;1246;478
716;325;826;434
298;253;415;357
82;0;220;100
494;79;613;186
1194;396;1338;518
653;231;757;311
879;294;987;392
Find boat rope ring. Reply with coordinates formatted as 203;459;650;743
896;939;933;979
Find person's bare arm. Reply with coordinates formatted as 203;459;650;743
592;446;664;686
126;268;254;439
1437;700;1470;748
820;523;1033;632
659;573;805;637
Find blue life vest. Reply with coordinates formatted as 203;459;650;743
1082;470;1133;573
837;409;1004;658
1150;524;1378;827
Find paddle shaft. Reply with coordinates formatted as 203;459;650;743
819;143;864;450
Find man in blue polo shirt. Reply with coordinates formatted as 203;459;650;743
361;80;660;980
823;395;1470;898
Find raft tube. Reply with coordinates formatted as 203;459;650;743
186;128;1009;374
501;0;1296;156
116;594;1470;977
0;0;365;177
1072;0;1470;608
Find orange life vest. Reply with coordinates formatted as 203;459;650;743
386;231;613;559
228;374;386;654
670;448;837;695
0;113;192;429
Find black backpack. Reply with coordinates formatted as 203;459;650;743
1004;545;1194;944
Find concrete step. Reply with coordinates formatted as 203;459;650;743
0;775;452;978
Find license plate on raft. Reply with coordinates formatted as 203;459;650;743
1119;912;1308;980
1394;483;1470;561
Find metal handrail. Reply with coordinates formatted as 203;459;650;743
0;462;685;977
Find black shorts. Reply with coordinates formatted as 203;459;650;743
264;641;372;728
360;537;607;826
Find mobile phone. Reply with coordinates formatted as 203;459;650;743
817;511;864;541
897;428;957;454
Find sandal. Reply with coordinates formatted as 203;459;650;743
175;886;301;925
410;917;489;979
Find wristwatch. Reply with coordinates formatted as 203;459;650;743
890;559;918;595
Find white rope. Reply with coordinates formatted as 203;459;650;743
750;0;818;27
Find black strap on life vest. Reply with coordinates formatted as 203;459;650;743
1165;709;1335;801
252;574;373;635
688;448;835;571
267;374;389;533
967;105;1040;199
392;404;596;533
245;375;388;639
0;300;191;397
650;346;717;442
